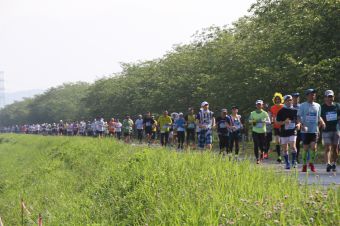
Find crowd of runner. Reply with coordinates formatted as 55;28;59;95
1;89;339;173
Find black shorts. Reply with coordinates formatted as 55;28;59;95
274;128;280;136
302;133;318;145
145;127;152;135
151;131;156;139
124;132;131;137
186;129;196;142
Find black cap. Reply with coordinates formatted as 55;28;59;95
292;92;300;97
231;105;238;109
305;89;316;95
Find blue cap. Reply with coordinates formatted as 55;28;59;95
292;92;300;97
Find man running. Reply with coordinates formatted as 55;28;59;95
292;92;302;163
196;101;215;150
144;112;155;146
229;106;243;157
122;115;134;143
115;119;122;140
321;90;340;172
276;95;300;169
264;104;272;159
270;92;284;163
135;115;144;144
185;107;196;149
297;89;326;172
249;100;271;164
175;113;186;150
216;109;232;155
158;110;172;147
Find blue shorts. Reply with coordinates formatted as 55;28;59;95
198;129;213;148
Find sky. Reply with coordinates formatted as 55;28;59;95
0;0;256;93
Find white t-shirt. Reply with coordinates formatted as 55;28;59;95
115;122;122;132
135;119;144;130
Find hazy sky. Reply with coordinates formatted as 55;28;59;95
0;0;255;92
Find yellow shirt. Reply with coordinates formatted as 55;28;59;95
158;115;172;133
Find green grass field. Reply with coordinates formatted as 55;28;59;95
0;134;339;225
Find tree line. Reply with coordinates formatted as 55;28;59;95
1;0;339;126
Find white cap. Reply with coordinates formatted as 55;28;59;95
201;101;209;107
255;100;263;105
324;90;334;97
284;95;293;101
179;112;184;116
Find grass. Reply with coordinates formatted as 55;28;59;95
0;134;339;225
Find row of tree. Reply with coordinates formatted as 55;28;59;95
1;0;339;126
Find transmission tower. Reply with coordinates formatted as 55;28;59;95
0;71;5;109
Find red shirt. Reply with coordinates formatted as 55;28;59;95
270;104;284;129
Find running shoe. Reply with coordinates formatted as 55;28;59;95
332;164;336;172
309;163;316;173
302;164;307;172
326;164;332;172
285;163;291;170
256;159;260;164
277;156;282;163
263;153;269;159
292;161;297;168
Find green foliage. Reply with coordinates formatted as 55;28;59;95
0;0;339;124
0;134;339;225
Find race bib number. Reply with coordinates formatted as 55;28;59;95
125;126;130;130
326;112;337;121
234;121;241;129
188;123;195;129
163;125;169;129
285;122;295;130
256;122;263;128
146;122;151;127
306;113;317;123
219;123;226;129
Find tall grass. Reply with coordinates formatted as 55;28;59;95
0;134;338;225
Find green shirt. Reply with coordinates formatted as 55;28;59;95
249;110;270;133
122;119;134;133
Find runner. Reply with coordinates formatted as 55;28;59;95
135;115;144;144
175;113;186;150
143;112;155;146
58;120;64;136
122;115;134;143
158;110;172;147
297;89;326;172
321;90;340;172
270;92;284;163
249;100;271;164
196;101;215;151
292;92;302;163
151;115;158;144
96;117;105;138
264;104;272;159
108;118;116;137
115;119;122;140
185;107;196;149
276;95;300;169
216;109;232;155
229;106;243;157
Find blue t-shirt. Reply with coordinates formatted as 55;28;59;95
297;102;321;133
175;118;186;132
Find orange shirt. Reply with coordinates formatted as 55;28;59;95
108;121;116;132
270;104;283;129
